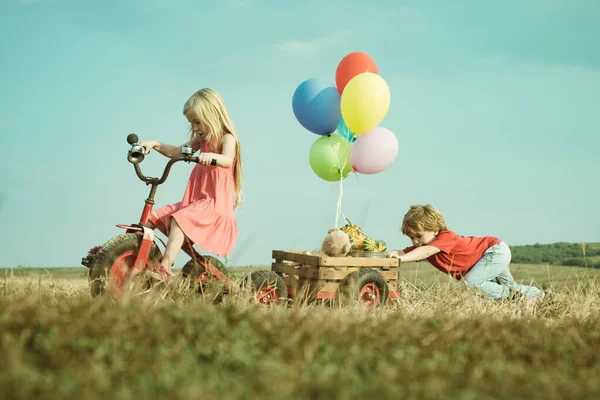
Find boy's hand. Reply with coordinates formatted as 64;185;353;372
386;250;403;259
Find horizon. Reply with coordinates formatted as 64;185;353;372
1;0;599;268
1;239;597;269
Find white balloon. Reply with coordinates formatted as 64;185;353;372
350;127;398;174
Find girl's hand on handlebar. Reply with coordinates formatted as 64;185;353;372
197;152;217;166
139;141;159;155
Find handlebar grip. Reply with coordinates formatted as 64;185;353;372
188;157;216;165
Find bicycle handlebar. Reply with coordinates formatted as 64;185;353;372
126;133;214;186
132;154;199;185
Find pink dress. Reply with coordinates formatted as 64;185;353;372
154;140;238;257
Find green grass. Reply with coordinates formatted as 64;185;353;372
1;263;600;399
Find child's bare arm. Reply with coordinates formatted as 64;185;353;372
139;140;189;158
399;246;440;263
387;250;405;258
196;134;236;167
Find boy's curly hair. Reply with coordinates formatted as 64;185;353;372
401;204;449;237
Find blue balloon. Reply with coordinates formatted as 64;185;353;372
292;78;341;135
336;118;357;143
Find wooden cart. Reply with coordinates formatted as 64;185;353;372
270;250;400;308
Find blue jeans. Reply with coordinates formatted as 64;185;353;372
463;242;544;300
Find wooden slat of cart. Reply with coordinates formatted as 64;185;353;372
272;263;320;278
272;250;399;268
281;275;326;296
272;250;321;266
272;263;398;281
320;256;399;267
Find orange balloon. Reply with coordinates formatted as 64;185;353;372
335;52;379;94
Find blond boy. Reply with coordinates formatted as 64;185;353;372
387;205;545;300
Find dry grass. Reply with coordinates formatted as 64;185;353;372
1;264;600;399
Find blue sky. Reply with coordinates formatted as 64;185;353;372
1;0;599;268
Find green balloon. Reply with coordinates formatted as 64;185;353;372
308;134;353;181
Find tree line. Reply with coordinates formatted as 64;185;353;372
509;242;600;268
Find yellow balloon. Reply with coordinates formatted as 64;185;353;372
340;72;390;134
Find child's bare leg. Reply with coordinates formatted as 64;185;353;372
159;218;185;275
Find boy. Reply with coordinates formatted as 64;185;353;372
387;204;545;301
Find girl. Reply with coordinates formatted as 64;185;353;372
387;204;545;301
139;88;243;279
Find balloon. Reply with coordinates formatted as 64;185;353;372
340;72;390;134
309;134;353;182
292;78;341;135
350;127;398;174
335;52;379;94
335;118;356;143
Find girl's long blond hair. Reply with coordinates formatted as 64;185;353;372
183;88;244;209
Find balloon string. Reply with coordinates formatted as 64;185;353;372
333;135;349;228
335;170;344;228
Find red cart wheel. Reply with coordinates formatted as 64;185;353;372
247;270;287;308
339;268;389;309
359;282;381;309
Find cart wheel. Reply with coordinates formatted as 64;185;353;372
247;270;287;307
339;268;389;309
181;256;228;302
88;233;162;298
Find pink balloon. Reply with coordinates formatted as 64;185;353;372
350;127;398;174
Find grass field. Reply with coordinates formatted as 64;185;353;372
1;262;600;399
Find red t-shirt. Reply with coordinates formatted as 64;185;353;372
402;230;501;279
